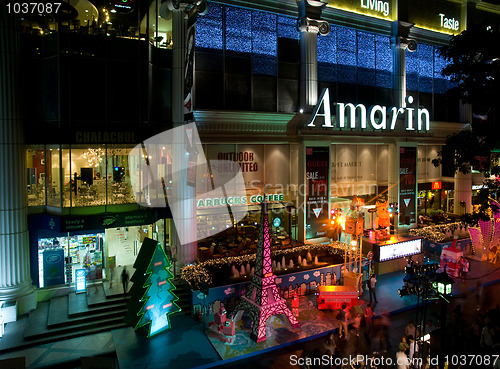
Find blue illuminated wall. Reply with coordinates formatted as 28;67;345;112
196;4;293;77
406;43;454;94
316;25;393;88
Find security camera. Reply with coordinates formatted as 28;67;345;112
400;37;417;52
407;39;418;52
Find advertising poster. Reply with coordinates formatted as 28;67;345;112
42;249;65;287
306;147;330;239
399;147;417;225
75;269;87;293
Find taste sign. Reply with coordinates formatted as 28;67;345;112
439;13;459;31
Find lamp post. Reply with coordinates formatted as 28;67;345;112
433;270;454;365
399;262;454;366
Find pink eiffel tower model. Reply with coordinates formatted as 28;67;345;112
230;199;300;342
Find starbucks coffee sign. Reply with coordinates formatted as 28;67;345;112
307;88;430;132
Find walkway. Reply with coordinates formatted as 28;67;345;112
0;259;498;369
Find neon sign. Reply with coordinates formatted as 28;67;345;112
307;89;430;132
431;181;442;190
361;0;389;16
197;193;284;208
439;14;459;31
325;0;395;20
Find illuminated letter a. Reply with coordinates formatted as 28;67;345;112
307;88;332;127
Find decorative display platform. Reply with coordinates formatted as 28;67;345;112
204;294;343;360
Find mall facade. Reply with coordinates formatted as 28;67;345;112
1;0;499;314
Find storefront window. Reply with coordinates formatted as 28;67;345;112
38;233;104;288
196;143;297;260
61;145;72;207
107;145;134;205
69;145;106;207
26;145;46;206
46;145;61;207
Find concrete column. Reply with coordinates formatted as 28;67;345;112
459;99;472;123
170;8;197;271
392;40;407;108
388;142;399;207
454;172;472;215
0;8;36;314
297;143;306;242
300;29;319;111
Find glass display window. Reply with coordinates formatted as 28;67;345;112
26;145;46;206
46;145;61;207
38;232;105;288
107;145;135;205
68;145;107;207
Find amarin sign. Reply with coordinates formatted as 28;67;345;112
307;88;430;131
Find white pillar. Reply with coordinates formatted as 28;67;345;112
454;172;472;215
300;29;319;111
0;9;36;314
297;143;306;242
392;40;406;108
170;8;197;270
388;142;399;206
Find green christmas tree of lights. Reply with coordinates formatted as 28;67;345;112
125;238;181;338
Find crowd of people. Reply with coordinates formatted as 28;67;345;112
296;294;500;369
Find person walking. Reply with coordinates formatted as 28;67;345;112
121;267;129;294
363;303;375;331
368;274;378;304
337;303;349;339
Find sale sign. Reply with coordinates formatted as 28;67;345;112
306;147;330;239
399;147;417;225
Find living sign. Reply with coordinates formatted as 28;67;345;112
360;0;390;17
307;88;430;131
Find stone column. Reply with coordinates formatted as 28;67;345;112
454;172;472;215
297;143;306;242
391;21;415;108
297;0;330;112
392;41;407;108
0;8;36;314
388;142;399;206
169;7;197;272
300;28;319;111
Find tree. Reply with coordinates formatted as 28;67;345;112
125;238;181;338
433;24;500;224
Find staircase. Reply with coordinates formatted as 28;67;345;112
0;284;130;353
172;278;193;316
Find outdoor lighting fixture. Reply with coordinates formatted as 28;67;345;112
433;271;454;295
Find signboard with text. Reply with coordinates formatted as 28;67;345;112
399;147;417;225
407;0;463;34
42;249;65;287
306;147;330;239
326;0;396;20
75;269;86;293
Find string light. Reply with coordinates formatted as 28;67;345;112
181;242;347;287
408;222;466;242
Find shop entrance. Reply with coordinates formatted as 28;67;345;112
38;233;104;288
